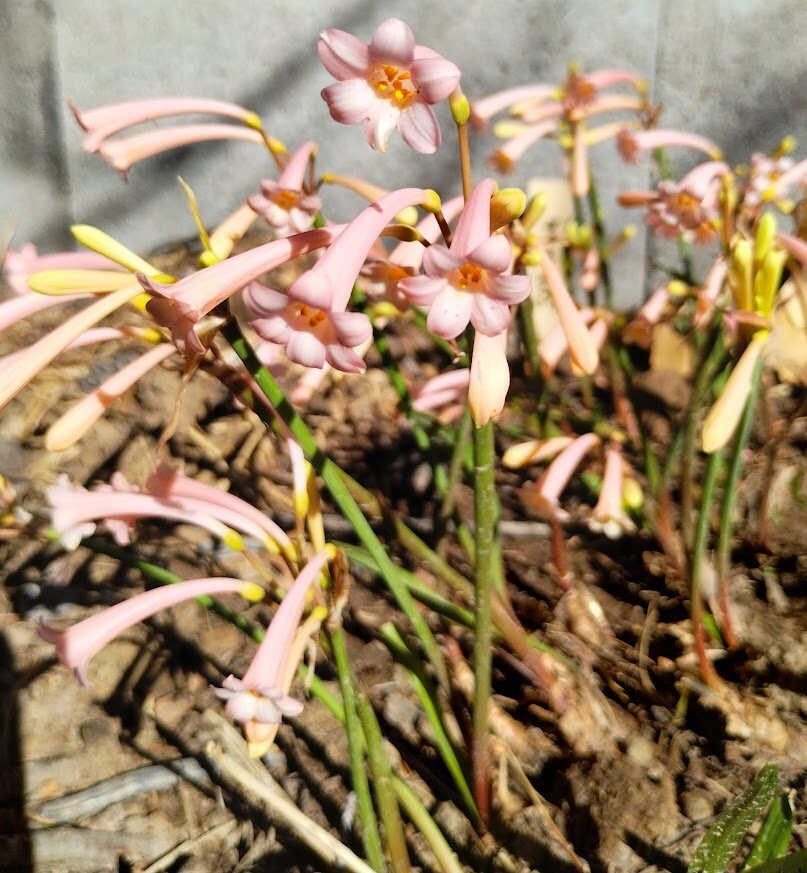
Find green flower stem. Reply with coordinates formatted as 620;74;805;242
356;691;412;873
77;537;266;642
392;777;465;873
681;328;729;548
517;293;544;393
337;543;476;629
586;172;614;310
471;420;496;824
716;351;764;648
329;623;388;873
221;318;448;689
690;447;724;690
380;623;478;823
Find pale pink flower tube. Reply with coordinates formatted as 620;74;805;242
40;577;262;686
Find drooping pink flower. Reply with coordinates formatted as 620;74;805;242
3;243;122;296
248;141;322;236
589;443;637;539
520;432;601;521
398;179;531;338
214;549;330;754
48;471;292;556
0;281;145;413
145;463;293;558
247;187;430;372
468;331;510;427
319;18;461;154
40;576;263;686
502;436;574;469
617;128;722;165
141;226;343;354
45;343;176;451
92;124;266;178
537;248;599;374
69;97;263;152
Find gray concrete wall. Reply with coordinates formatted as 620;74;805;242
3;0;806;305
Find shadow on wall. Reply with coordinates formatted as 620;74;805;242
0;629;33;873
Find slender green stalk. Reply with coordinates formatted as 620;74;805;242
329;624;387;873
586;171;614;310
380;623;478;823
715;351;764;648
471;420;495;824
517;293;544;393
356;692;412;873
392;777;465;873
690;448;724;689
681;329;729;548
221;318;448;689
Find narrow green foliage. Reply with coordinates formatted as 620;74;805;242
744;793;793;870
688;764;780;873
379;623;478;822
743;849;807;873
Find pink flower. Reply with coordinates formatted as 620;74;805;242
319;18;460;154
247;187;430;372
87;123;265;178
69;97;263;152
214;549;330;754
48;470;292;556
40;576;263;686
589;443;636;539
248;141;322;236
520;432;601;522
619;161;730;245
3;243;121;296
141;226;342;355
45;342;175;451
398;179;531;338
617;128;722;165
468;331;510;427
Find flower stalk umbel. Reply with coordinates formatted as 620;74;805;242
8;12;807;868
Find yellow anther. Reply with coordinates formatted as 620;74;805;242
240;582;266;602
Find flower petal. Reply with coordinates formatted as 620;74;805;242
287;330;326;369
471;295;511;335
467;234;512;273
363;102;401;153
427;287;473;338
330;310;372;347
398;275;447;307
397;101;441;154
242;282;290;318
422;245;463;278
485;272;531;304
318;28;370;79
369;18;415;66
321;79;377;125
326;344;367;374
410;56;461;104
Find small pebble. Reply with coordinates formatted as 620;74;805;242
681;788;715;822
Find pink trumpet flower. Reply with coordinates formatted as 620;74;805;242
319;18;460;154
3;243;122;296
617;128;723;164
40;576;263;686
589;443;636;539
45;343;176;452
93;124;265;178
248;141;322;236
48;470;291;555
145;463;294;558
248;187;430;372
520;432;601;521
141;226;343;355
0;282;144;413
214;549;330;753
470;83;557;130
537;248;599;374
69;97;263;152
619;161;730;245
399;179;531;338
468;330;510;427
